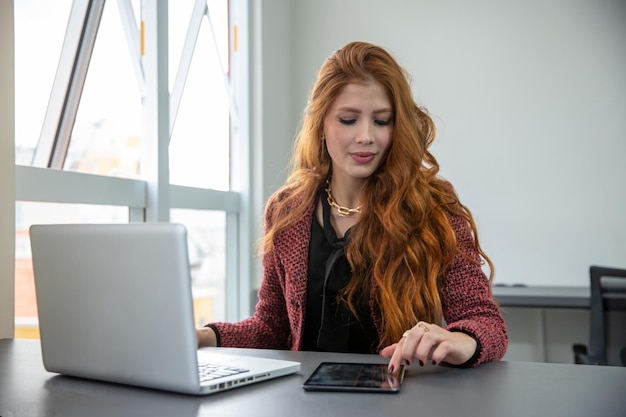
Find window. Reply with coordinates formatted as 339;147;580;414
169;0;231;190
14;0;73;166
14;0;249;338
171;209;227;323
64;0;143;178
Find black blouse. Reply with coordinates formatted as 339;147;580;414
302;190;379;354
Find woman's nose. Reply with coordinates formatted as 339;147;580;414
356;123;374;144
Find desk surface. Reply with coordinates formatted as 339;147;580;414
1;339;625;417
492;285;591;308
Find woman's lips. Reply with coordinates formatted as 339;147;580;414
351;152;375;164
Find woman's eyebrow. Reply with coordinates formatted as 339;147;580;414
335;107;393;114
335;106;361;113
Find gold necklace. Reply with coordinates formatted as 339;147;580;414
325;179;361;217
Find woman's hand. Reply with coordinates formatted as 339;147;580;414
196;327;217;348
379;322;477;372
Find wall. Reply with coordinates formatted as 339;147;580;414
261;0;626;288
0;0;16;338
257;0;626;363
248;0;295;289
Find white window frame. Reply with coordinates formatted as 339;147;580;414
5;0;252;338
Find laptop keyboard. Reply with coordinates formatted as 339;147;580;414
198;362;249;383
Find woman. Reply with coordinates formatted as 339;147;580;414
198;41;507;370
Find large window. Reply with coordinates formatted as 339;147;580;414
14;0;248;338
169;1;230;190
64;0;143;178
14;0;73;166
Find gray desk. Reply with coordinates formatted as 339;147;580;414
493;286;590;363
1;339;625;417
492;285;591;309
492;285;626;363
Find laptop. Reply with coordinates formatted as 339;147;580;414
29;223;300;395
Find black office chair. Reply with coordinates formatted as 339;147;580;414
573;265;626;366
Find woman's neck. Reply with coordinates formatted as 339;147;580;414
323;174;365;238
328;175;365;210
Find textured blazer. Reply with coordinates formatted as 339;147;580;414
209;189;508;365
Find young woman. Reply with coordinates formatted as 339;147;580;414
198;41;507;370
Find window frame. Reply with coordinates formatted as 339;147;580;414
11;0;252;333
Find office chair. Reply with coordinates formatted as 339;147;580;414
573;265;626;366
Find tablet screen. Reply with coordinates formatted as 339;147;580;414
302;362;405;393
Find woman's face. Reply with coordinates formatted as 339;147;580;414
323;81;393;182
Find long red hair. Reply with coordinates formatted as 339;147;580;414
261;41;493;348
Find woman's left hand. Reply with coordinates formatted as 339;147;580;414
379;322;477;373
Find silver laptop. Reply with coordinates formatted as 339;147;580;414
30;223;300;395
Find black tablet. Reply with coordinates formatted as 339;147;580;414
302;362;405;393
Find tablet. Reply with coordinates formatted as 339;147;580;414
302;362;405;393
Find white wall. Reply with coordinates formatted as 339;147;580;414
248;0;295;289
255;0;294;204
0;0;16;338
258;0;626;287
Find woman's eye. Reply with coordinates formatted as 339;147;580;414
375;119;392;126
339;118;357;125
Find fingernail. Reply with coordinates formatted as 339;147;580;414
432;360;437;366
419;360;424;367
388;365;394;373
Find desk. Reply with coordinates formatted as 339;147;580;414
492;286;591;362
492;285;591;309
1;339;625;417
492;286;626;364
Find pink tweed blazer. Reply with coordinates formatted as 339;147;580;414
209;190;508;365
